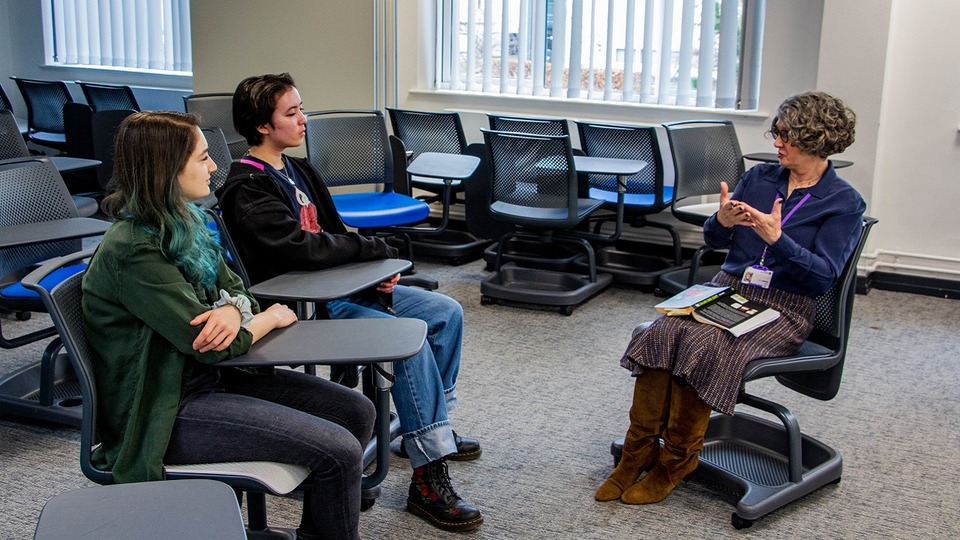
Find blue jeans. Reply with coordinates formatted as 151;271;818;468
326;284;462;468
164;368;375;540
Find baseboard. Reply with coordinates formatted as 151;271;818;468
865;272;960;299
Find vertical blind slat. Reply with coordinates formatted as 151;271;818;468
516;0;529;94
657;0;674;104
532;0;546;95
482;0;494;91
567;0;583;98
623;0;638;102
500;0;511;93
696;0;716;107
715;0;738;108
675;0;695;106
549;0;567;97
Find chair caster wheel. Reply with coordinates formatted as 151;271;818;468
360;498;376;511
560;306;574;316
16;311;31;321
480;295;495;305
731;513;753;529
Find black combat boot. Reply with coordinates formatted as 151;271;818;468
407;459;483;531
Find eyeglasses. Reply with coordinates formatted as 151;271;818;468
769;128;790;142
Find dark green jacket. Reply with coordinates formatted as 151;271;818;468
81;220;257;482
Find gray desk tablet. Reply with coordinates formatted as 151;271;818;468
248;258;413;302
218;318;427;367
49;156;102;173
744;152;853;169
34;479;246;540
407;152;481;180
573;155;648;179
0;218;110;249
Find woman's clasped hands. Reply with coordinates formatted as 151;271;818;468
716;181;783;245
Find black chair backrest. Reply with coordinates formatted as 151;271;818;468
776;217;878;401
200;127;232;192
183;93;248;159
305;110;395;190
481;129;582;229
0;110;30;160
32;264;113;484
488;114;570;137
63;103;96;159
11;77;74;135
204;208;251;288
663;120;744;226
576;120;668;205
0;82;13;112
78;82;140;112
386;107;467;157
90;109;137;190
0;158;80;279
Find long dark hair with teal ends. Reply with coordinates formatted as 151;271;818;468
101;111;221;289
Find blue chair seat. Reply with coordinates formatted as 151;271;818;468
0;264;85;299
589;185;674;207
332;192;430;229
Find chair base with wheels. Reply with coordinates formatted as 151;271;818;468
480;262;612;316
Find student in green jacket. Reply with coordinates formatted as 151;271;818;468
81;111;375;540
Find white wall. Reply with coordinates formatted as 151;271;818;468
865;0;960;279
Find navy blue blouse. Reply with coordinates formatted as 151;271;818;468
703;162;866;297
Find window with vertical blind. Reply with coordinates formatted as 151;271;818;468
43;0;193;74
435;0;765;110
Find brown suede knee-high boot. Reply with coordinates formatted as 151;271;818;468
620;378;712;505
595;369;672;502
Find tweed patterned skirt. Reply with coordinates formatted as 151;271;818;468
620;272;815;415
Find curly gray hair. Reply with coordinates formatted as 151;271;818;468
771;91;856;159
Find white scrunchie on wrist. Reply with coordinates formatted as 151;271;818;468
213;289;255;329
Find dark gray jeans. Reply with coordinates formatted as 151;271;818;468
165;368;376;539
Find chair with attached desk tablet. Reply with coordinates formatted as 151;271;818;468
574;120;682;287
0;157;109;426
25;249;427;537
2;110;99;217
657;120;745;296
386;107;491;265
204;206;414;507
611;217;877;529
479;129;612;315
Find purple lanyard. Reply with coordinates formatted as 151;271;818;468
758;192;812;266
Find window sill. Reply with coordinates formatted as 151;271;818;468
41;63;193;90
406;88;771;123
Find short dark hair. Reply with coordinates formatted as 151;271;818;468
233;73;296;147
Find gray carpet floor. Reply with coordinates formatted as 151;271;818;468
2;257;959;539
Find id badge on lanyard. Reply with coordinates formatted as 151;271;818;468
741;192;812;289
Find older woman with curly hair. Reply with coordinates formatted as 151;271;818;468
595;91;866;505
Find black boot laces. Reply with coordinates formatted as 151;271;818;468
430;459;461;505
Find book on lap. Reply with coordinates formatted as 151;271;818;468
655;285;780;337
